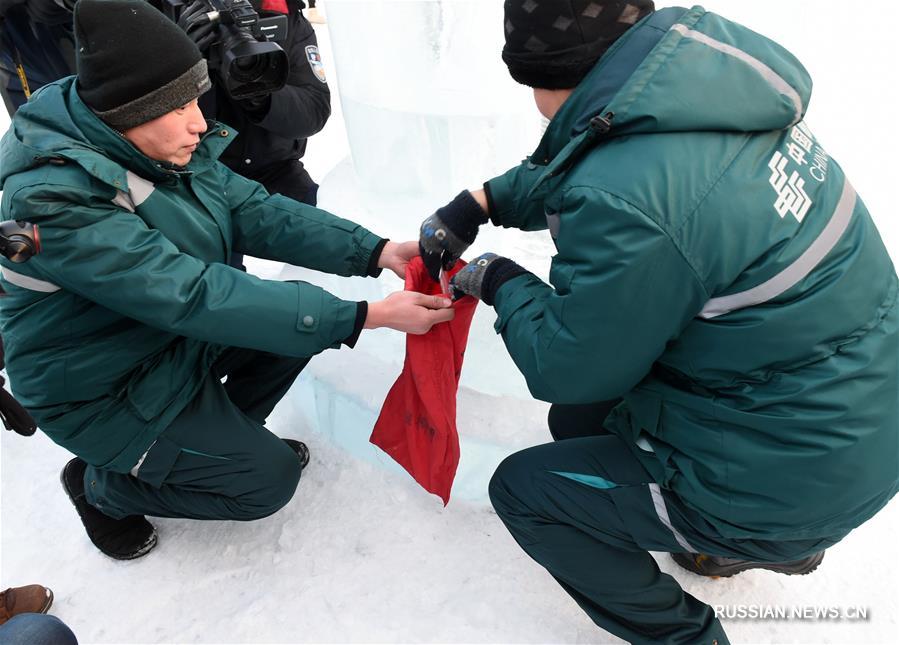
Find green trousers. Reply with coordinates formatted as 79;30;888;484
84;347;309;521
490;402;842;645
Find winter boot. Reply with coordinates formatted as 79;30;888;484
0;584;53;625
282;438;310;470
671;551;825;578
60;457;157;560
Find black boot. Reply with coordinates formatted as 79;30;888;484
60;458;157;560
671;551;825;578
281;439;310;470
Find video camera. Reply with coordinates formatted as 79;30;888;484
162;0;289;100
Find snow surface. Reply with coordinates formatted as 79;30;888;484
2;1;898;643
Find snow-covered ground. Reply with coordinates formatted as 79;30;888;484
2;2;898;643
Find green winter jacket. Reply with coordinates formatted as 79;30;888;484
0;77;382;473
486;6;898;540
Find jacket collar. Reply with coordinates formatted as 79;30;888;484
531;6;686;167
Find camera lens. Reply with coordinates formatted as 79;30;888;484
231;55;266;83
217;30;288;99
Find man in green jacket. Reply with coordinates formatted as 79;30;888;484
419;1;898;643
0;0;453;560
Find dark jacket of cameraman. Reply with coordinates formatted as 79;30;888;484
194;0;329;205
0;0;76;115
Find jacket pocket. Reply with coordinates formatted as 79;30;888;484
131;433;234;489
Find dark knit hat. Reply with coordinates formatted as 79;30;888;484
74;0;211;130
502;0;654;89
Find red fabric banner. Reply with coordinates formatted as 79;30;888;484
370;257;477;504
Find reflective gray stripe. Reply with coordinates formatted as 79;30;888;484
129;440;157;478
700;179;856;319
127;171;155;207
112;170;156;213
112;190;135;212
648;483;696;552
671;23;803;125
0;266;60;292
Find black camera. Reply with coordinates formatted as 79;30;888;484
162;0;289;100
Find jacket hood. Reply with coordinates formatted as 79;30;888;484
0;76;234;190
533;5;812;180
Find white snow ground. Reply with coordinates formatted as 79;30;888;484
2;1;898;643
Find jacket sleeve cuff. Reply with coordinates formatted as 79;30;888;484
343;301;368;348
483;181;502;227
482;258;529;307
366;238;389;277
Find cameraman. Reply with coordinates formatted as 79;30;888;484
158;0;330;269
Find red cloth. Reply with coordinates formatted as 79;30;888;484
370;257;478;504
260;0;289;14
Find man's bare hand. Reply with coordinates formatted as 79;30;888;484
377;240;419;280
364;291;455;334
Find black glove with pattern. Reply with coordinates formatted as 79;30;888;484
419;190;488;282
450;252;528;306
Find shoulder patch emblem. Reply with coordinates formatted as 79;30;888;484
305;45;327;84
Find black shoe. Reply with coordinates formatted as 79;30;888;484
671;551;825;578
60;458;157;560
281;439;310;470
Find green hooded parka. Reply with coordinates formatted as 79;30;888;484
485;5;898;541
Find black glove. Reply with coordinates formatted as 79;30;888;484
177;0;217;53
419;190;488;282
237;93;272;117
450;252;528;306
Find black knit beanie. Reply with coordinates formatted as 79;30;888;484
74;0;211;130
503;0;655;89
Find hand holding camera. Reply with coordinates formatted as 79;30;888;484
177;0;217;52
162;0;289;100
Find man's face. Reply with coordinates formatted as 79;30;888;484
123;99;208;166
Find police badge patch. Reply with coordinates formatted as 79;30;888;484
305;45;327;83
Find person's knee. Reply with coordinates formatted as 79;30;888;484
233;444;302;520
489;450;535;520
0;614;78;645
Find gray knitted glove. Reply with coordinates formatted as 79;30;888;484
419;191;488;282
450;253;528;306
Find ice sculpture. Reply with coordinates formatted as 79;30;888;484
327;0;541;207
277;0;554;502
